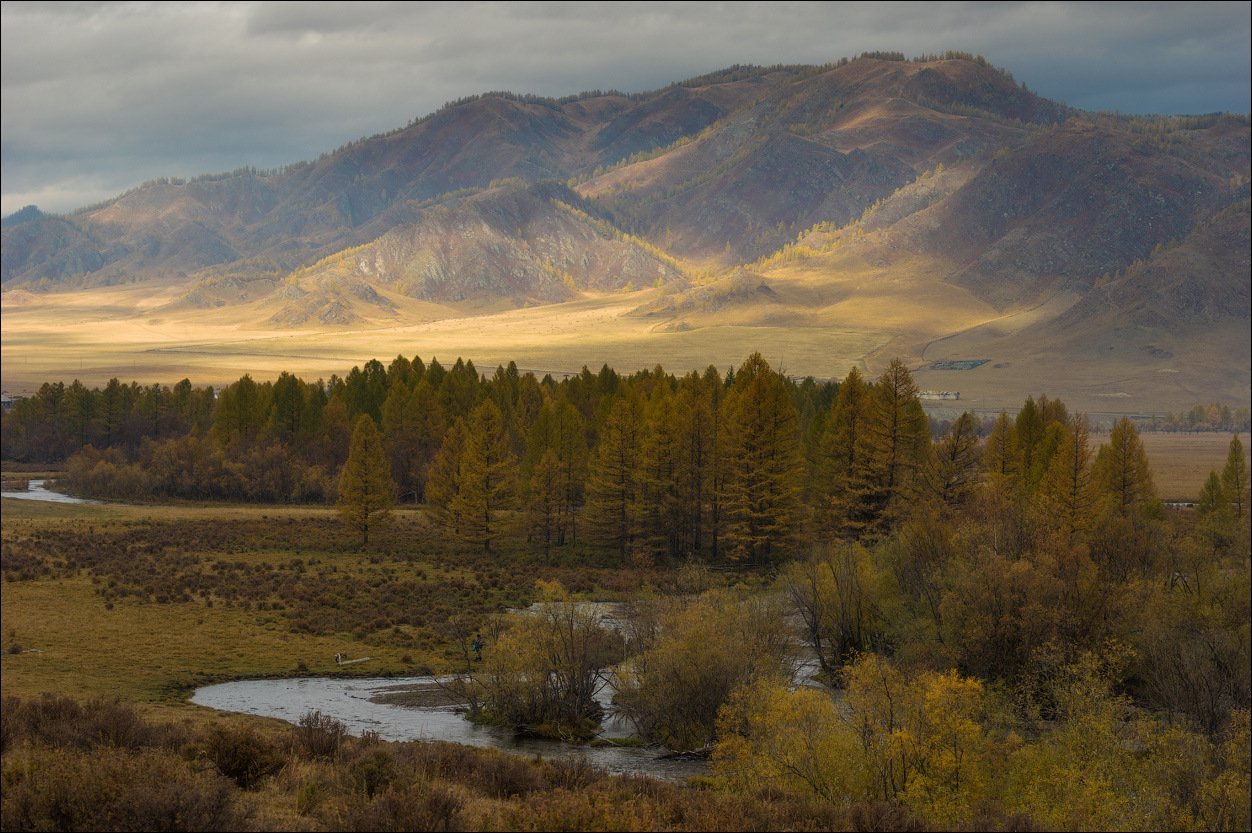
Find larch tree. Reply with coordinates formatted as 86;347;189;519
1220;434;1249;520
1036;414;1096;542
449;399;518;553
933;411;982;507
528;448;562;561
1093;417;1157;517
584;396;644;562
836;358;930;537
815;367;872;530
424;418;467;533
337;415;395;547
721;353;804;564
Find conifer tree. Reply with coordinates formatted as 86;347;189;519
337;415;394;547
835;359;930;537
934;411;982;506
1036;415;1095;542
449;400;518;553
982;411;1018;490
815;367;871;528
425;418;466;532
1220;434;1249;519
721;353;804;563
1093;417;1157;517
523;400;588;547
528;448;562;561
584;396;644;562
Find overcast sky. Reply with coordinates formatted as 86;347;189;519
2;1;1249;216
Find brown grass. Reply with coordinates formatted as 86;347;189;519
1139;431;1250;501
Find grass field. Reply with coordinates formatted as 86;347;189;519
0;498;672;723
4;274;1247;417
1139;431;1250;501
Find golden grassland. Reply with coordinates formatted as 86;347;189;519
1140;431;1251;501
5;269;1247;416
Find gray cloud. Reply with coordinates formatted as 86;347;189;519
2;1;1249;215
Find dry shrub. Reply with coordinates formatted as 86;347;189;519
349;748;398;799
849;800;930;832
203;722;287;789
294;710;348;760
542;755;606;792
466;750;544;798
0;745;245;831
1;694;175;752
340;780;464;832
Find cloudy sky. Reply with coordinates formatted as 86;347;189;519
2;1;1249;216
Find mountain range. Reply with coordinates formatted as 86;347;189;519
2;54;1249;411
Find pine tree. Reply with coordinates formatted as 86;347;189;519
449;400;518;553
337;415;394;547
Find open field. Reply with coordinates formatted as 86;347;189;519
1140;431;1251;501
0;498;671;723
4;275;1248;416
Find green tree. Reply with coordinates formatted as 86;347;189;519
337;415;394;547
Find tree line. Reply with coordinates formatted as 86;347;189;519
6;352;1246;568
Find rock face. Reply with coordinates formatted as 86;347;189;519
2;55;1249;336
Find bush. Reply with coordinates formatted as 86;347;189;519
1;694;169;752
340;780;464;832
0;746;245;832
203;723;286;789
294;710;348;760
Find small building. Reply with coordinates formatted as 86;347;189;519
919;390;961;401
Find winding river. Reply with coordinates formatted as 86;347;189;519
192;675;707;781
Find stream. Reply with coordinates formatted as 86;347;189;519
0;479;100;504
191;675;708;781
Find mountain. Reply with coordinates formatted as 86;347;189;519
2;54;1249;410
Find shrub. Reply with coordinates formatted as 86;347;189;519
294;710;348;760
340;780;464;832
0;746;245;832
202;723;286;789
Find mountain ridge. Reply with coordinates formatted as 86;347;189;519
2;54;1248;410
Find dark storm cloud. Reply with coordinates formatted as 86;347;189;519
2;1;1248;215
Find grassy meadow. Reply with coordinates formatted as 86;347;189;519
6;272;1247;416
0;496;686;723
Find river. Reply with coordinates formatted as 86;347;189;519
191;674;708;781
0;479;100;504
